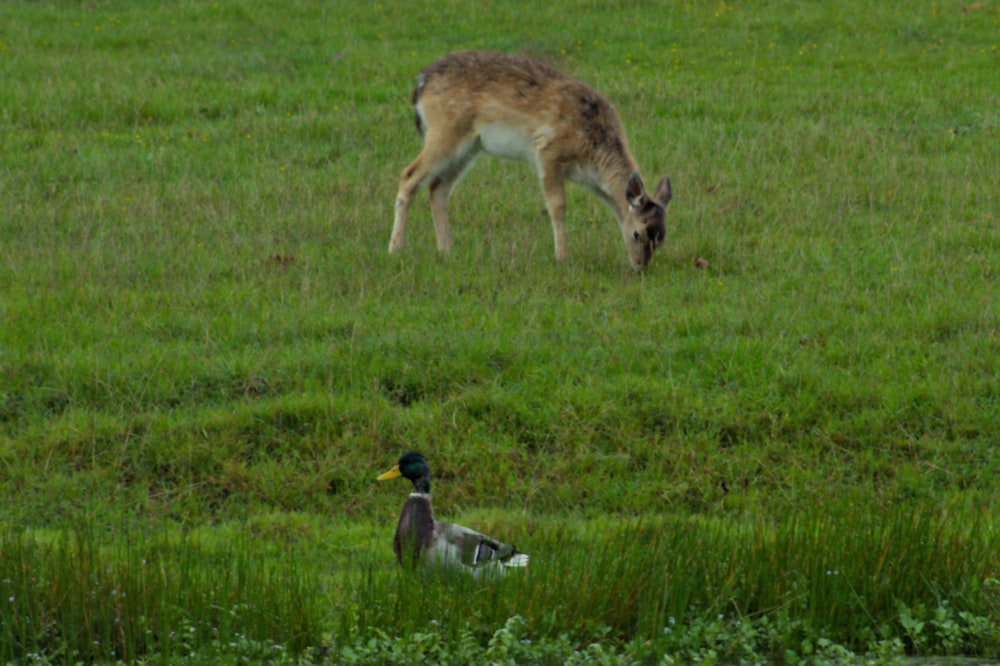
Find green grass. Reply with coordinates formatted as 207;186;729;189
1;520;321;663
4;502;998;663
1;0;999;662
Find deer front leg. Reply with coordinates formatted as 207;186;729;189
540;164;568;261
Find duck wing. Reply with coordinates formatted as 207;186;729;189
430;521;529;574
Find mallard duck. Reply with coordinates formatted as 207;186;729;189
377;452;529;577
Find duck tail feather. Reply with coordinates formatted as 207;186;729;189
503;553;529;568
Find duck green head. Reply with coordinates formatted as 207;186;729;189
377;451;431;493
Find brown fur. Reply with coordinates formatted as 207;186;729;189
388;51;672;271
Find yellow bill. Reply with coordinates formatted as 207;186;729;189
377;465;402;481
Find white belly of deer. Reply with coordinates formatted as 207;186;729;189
478;124;546;169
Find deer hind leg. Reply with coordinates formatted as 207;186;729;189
389;130;479;255
427;176;455;253
389;155;430;254
539;163;568;261
427;144;480;253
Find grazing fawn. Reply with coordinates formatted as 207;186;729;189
388;51;672;271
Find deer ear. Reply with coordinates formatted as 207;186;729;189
654;176;672;207
626;172;646;208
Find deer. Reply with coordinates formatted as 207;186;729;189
387;51;672;272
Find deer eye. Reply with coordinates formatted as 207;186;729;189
633;230;641;241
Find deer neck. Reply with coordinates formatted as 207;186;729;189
593;153;640;224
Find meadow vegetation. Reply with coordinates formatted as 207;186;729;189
1;0;998;663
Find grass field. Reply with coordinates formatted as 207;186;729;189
1;0;999;663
